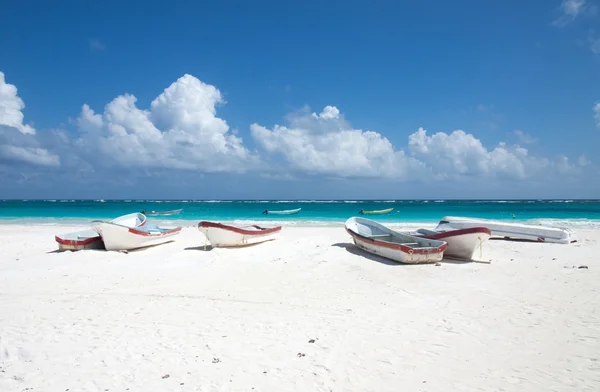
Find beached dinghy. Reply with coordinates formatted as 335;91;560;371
436;216;577;244
91;216;181;251
358;207;393;215
55;212;148;251
141;208;182;216
198;221;282;248
262;208;301;215
344;217;447;264
408;227;492;260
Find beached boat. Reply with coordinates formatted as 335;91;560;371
436;216;577;244
91;216;181;251
262;208;301;215
55;229;104;251
344;217;447;264
358;208;393;215
141;208;182;216
55;212;148;251
198;221;282;248
408;227;492;260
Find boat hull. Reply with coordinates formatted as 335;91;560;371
266;208;301;215
437;216;576;244
361;208;393;215
55;229;105;251
145;209;182;216
345;217;447;264
91;222;181;251
54;213;146;251
412;227;491;260
199;221;281;247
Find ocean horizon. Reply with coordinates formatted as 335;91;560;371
1;199;600;227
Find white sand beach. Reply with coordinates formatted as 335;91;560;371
1;224;599;392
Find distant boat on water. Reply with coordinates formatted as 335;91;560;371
141;208;183;216
358;207;393;215
262;208;301;215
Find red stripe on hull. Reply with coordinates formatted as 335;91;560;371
199;221;282;236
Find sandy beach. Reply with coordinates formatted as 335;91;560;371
1;224;599;392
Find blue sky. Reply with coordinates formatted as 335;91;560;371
1;0;599;199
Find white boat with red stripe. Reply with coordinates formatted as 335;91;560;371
198;221;282;248
408;227;491;260
55;213;147;251
344;217;447;264
91;214;181;251
436;216;577;244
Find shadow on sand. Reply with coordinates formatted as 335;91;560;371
331;242;404;266
185;244;214;251
331;242;487;265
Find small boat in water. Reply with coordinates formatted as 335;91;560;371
91;214;181;251
262;208;301;215
141;208;182;216
55;213;148;251
198;221;282;248
407;227;491;260
358;208;393;215
436;216;577;244
344;217;447;264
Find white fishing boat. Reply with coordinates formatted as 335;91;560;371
55;229;104;251
198;221;282;248
436;216;577;244
262;208;301;215
358;207;394;215
141;208;182;216
91;215;181;251
344;217;447;264
408;227;492;260
55;212;147;251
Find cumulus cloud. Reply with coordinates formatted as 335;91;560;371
250;105;426;179
408;128;575;180
0;72;60;167
594;102;600;127
251;105;580;181
74;74;259;172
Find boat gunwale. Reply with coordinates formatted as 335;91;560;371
344;218;448;255
415;227;491;240
54;235;102;247
199;221;282;236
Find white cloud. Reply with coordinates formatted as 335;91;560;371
513;129;537;144
0;72;60;167
594;102;600;127
251;105;426;179
74;74;259;173
251;105;583;181
0;72;36;135
553;0;589;26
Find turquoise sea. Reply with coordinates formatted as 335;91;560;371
1;200;600;227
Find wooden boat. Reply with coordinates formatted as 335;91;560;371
141;208;182;216
344;217;447;264
436;216;577;244
91;215;181;251
407;227;491;260
358;208;393;215
198;221;281;248
262;208;301;215
55;213;147;251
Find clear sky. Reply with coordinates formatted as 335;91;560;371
1;0;599;199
